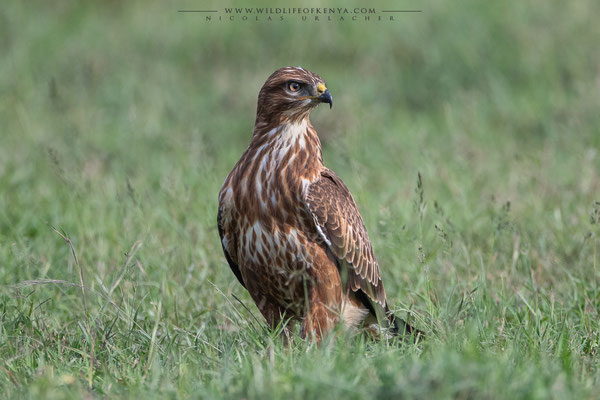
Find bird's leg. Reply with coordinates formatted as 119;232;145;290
299;258;343;342
300;287;341;343
255;300;294;343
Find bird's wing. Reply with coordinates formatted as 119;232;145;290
217;206;246;288
304;168;386;306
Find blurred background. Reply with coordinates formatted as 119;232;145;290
1;0;599;397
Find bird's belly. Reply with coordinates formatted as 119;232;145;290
237;220;316;314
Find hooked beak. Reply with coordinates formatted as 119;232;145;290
297;83;333;109
318;89;333;109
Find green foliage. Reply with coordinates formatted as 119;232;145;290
1;0;599;398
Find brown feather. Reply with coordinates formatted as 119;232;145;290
305;168;386;306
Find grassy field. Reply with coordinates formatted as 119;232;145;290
1;0;600;398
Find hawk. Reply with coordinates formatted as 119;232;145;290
218;67;422;341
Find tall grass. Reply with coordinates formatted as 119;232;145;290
1;0;599;398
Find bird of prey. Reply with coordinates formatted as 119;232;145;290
218;67;421;341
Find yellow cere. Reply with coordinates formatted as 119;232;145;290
317;83;327;94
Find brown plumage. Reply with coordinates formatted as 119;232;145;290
218;67;422;341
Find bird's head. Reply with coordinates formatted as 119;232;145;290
255;66;332;125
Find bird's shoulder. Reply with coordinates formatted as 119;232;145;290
304;167;358;214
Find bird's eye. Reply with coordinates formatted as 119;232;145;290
288;81;301;92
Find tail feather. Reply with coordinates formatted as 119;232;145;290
387;306;425;340
351;288;424;340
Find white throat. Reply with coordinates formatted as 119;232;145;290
268;119;309;147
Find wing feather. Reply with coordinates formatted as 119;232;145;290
305;169;386;305
217;207;246;289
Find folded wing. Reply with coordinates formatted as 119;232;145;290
304;168;386;306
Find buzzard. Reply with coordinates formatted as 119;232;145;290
218;67;421;341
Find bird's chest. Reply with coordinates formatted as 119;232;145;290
230;172;320;305
229;135;320;232
219;122;325;306
233;157;320;263
238;219;312;271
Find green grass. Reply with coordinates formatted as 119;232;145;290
1;0;600;398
